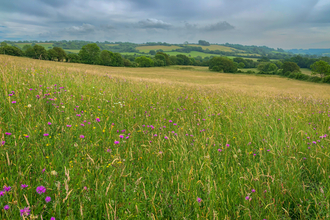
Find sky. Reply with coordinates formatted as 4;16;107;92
0;0;329;49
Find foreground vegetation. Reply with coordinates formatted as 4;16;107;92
0;55;330;219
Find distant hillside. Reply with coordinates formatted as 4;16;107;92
287;48;330;56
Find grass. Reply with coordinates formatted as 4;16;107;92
1;55;330;219
187;44;242;52
64;49;80;54
136;45;182;53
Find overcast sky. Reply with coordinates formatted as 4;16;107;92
0;0;329;49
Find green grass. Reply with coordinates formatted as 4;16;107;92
0;55;330;219
136;45;182;53
64;49;80;54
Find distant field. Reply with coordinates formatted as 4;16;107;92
65;49;80;54
15;43;53;49
106;44;119;46
165;51;215;58
300;68;312;75
187;44;242;52
136;45;182;53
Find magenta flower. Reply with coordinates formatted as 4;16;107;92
154;134;157;137
3;205;9;211
119;135;124;138
169;120;172;123
251;189;256;193
43;133;49;136
114;141;119;144
20;207;31;216
45;196;51;203
67;125;72;127
0;191;5;196
3;186;11;192
226;144;230;147
5;132;11;135
218;149;222;152
51;217;56;220
36;95;40;99
48;122;52;125
197;197;202;203
36;186;46;194
12;101;16;104
42;168;46;173
245;196;250;200
80;135;84;138
164;136;168;139
21;184;28;189
25;135;29;138
1;141;5;146
8;94;13;96
96;118;100;122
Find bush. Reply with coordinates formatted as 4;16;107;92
323;76;330;84
308;76;322;83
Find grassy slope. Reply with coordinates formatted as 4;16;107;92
136;45;182;53
1;55;329;219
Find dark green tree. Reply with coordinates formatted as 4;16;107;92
282;61;300;74
111;53;124;67
47;49;58;61
78;43;101;64
66;53;81;63
53;47;67;61
310;60;330;78
100;50;114;66
135;56;154;67
149;50;156;55
176;54;190;65
209;57;237;73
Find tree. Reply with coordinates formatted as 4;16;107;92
209;57;237;73
135;56;154;67
238;62;245;68
282;61;300;74
29;45;47;60
78;43;100;64
0;45;23;56
198;40;210;46
257;56;270;62
100;50;114;66
156;52;170;65
176;54;190;65
53;47;67;61
0;42;8;47
267;63;278;72
47;49;58;61
66;53;80;63
111;53;124;67
149;50;156;55
310;60;330;78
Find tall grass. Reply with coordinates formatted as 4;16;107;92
0;55;329;219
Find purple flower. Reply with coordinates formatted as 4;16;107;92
251;189;256;193
3;205;9;211
21;184;28;189
20;207;30;216
51;217;56;220
80;124;84;126
5;132;11;135
154;134;157;137
43;133;49;136
42;168;46;173
9;94;13;96
218;149;222;152
80;135;84;138
197;197;201;203
245;196;250;200
1;141;5;146
226;144;230;147
3;186;11;192
36;185;46;194
45;196;51;203
0;191;5;196
169;120;172;123
164;136;168;139
12;101;16;104
119;135;124;138
67;125;72;127
96;118;100;122
48;122;52;125
107;149;111;153
114;141;119;144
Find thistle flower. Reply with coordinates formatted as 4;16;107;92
3;186;11;192
45;196;51;203
36;186;46;194
114;141;119;144
20;207;30;216
3;205;9;210
197;197;201;203
21;184;28;189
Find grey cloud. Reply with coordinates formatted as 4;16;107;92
64;23;96;35
137;19;171;29
202;21;235;32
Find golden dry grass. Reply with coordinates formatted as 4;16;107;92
187;44;244;52
2;55;330;100
136;45;182;52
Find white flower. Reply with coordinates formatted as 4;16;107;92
62;106;65;108
27;104;32;108
233;154;238;159
51;170;58;176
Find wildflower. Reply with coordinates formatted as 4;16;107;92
51;217;55;220
42;168;46;173
119;135;124;138
21;184;28;189
226;144;230;147
48;122;52;125
27;104;32;108
107;149;111;153
51;171;57;176
12;101;16;104
67;125;72;127
197;197;202;203
1;141;5;145
45;196;51;203
154;134;157;137
80;135;84;138
114;141;119;144
0;191;5;196
62;106;65;108
251;189;256;193
218;149;222;152
3;205;9;210
20;207;31;216
233;154;237;158
245;196;250;200
84;186;87;190
96;118;100;122
43;134;49;136
169;120;172;123
164;136;168;139
3;186;11;192
5;132;11;135
36;186;46;194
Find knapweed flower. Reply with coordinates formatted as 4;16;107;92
119;135;124;138
80;135;84;138
0;191;5;196
42;168;46;173
3;205;9;210
197;197;202;203
43;133;49;137
48;122;52;125
169;120;172;123
245;196;250;200
3;186;11;192
96;118;100;122
67;125;72;127
226;144;230;147
51;217;55;220
114;141;119;144
36;186;46;194
12;101;16;104
5;132;11;135
20;207;30;216
164;136;168;139
1;141;5;146
251;189;256;193
218;149;222;152
45;196;51;203
21;184;28;189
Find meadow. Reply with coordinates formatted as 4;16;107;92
14;43;54;49
0;55;330;219
136;46;183;53
187;45;240;52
